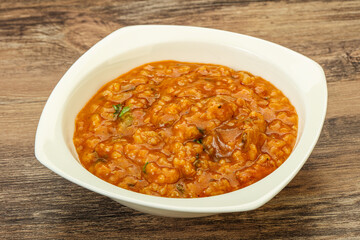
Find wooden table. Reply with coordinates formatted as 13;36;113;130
1;0;359;239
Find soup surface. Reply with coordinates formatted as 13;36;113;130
74;61;298;198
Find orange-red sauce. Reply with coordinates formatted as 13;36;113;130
73;61;298;198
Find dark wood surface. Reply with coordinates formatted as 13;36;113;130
1;0;359;239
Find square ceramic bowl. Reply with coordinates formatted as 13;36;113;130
35;25;327;218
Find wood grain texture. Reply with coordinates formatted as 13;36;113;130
1;0;359;239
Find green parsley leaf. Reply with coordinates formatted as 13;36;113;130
119;106;131;118
142;162;149;174
113;104;122;116
113;104;131;120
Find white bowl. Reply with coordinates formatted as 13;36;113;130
35;25;327;218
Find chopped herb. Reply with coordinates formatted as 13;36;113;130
113;104;131;119
197;127;205;135
196;153;200;159
176;183;184;194
113;104;122;116
119;106;131;118
194;138;203;144
142;162;149;174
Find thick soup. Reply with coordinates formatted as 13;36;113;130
73;61;298;198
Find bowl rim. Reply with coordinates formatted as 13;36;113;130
35;25;327;214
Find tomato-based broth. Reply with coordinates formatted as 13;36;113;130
73;61;298;198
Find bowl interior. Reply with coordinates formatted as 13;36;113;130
62;41;305;160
